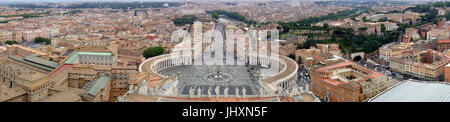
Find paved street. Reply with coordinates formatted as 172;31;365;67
356;60;406;81
296;64;311;91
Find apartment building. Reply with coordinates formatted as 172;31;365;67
310;61;388;102
390;49;450;80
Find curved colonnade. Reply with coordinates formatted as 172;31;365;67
138;53;298;95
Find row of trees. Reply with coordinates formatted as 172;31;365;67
0;11;50;23
207;10;246;21
3;37;51;45
34;37;51;44
296;6;370;25
277;22;329;35
206;10;258;26
4;40;18;45
63;10;82;15
0;11;49;18
2;38;51;45
211;12;219;19
173;15;198;26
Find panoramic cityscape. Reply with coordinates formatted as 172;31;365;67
0;0;449;103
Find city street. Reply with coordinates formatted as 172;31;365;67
356;60;406;81
297;64;311;91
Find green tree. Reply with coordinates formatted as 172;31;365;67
323;23;329;30
211;12;219;19
358;27;368;31
173;15;197;26
206;10;258;25
362;16;371;22
34;37;51;44
63;10;82;15
297;56;302;64
288;54;296;60
143;46;165;58
296;43;304;49
303;38;317;49
5;40;18;45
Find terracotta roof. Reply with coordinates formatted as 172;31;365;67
317;61;354;73
437;40;450;44
315;60;385;87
